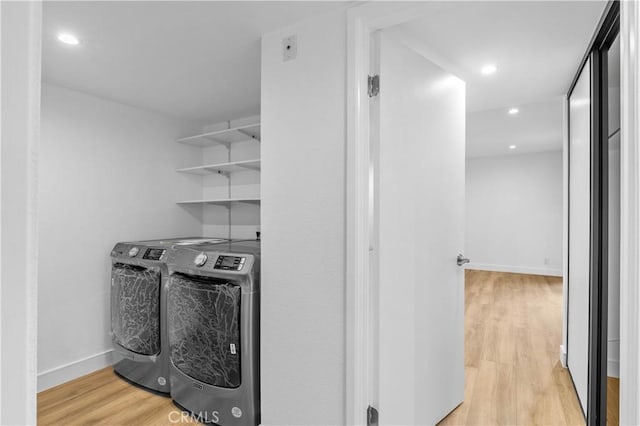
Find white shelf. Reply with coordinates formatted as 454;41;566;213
177;123;260;147
176;198;261;205
176;159;261;175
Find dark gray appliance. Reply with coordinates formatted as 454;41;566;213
166;240;260;425
110;237;228;393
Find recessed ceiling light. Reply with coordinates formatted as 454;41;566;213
481;64;497;75
509;145;517;150
508;108;519;115
57;33;80;46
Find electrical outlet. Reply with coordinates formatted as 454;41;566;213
283;35;297;61
544;257;550;265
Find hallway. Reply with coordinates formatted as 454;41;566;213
440;270;584;425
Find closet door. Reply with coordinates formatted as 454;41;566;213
568;58;591;415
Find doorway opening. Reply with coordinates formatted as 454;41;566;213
348;1;617;425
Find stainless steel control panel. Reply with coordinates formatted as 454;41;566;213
214;255;246;271
143;248;166;261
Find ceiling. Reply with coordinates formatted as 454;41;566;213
466;97;563;158
43;1;608;156
42;1;347;124
398;1;606;113
394;1;607;157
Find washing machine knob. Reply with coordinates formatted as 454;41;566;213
128;247;139;257
194;252;208;267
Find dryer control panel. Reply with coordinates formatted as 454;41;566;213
214;255;246;271
143;248;166;261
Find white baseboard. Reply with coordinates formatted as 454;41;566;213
608;358;620;378
37;349;113;392
560;344;568;368
466;263;562;277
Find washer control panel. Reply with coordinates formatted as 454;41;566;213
143;248;166;261
214;255;246;271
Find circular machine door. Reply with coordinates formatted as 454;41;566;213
111;263;161;356
167;273;241;388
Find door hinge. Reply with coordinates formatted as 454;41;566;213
367;405;379;426
368;75;380;97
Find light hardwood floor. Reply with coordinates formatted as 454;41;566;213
608;377;619;426
38;368;198;425
439;270;620;426
38;270;618;425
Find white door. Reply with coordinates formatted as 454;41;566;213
373;32;466;425
567;59;591;414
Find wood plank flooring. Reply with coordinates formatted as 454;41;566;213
439;270;585;426
38;368;198;425
608;377;619;426
38;270;619;425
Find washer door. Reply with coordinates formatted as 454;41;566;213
111;263;161;355
167;274;241;388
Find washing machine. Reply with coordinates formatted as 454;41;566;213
110;237;229;394
166;239;260;425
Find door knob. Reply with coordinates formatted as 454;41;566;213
457;254;470;266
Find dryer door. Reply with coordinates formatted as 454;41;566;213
167;274;241;388
111;263;161;355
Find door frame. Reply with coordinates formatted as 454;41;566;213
345;3;437;425
0;1;41;423
619;1;640;425
345;2;640;425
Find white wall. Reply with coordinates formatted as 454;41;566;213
466;151;563;276
261;8;346;425
1;1;41;423
37;84;203;390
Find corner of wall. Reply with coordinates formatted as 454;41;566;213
37;350;113;392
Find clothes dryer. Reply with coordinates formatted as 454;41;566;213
166;240;260;425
